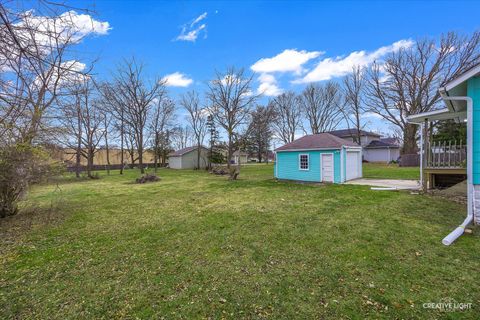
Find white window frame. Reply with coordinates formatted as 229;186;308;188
298;153;309;171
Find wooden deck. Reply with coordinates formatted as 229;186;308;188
423;167;466;189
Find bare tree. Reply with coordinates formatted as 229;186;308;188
365;32;480;154
207;67;258;179
98;81;128;174
58;78;105;178
299;82;343;134
0;3;98;144
111;58;164;173
270;91;302;144
102;110;112;175
341;66;366;144
150;97;176;171
180;91;207;169
171;125;193;150
245;105;275;163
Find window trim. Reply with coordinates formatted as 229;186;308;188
298;153;309;171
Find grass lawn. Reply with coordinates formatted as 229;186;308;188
363;162;420;180
1;164;479;319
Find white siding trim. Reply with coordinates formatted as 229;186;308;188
340;147;344;183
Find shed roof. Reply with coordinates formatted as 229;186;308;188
168;146;207;157
275;133;358;151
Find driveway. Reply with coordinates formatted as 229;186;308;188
345;179;420;190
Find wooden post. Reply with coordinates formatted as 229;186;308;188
423;119;428;192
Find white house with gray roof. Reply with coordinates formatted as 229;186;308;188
329;129;400;163
168;146;210;169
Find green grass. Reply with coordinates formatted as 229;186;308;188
363;163;420;180
1;164;479;319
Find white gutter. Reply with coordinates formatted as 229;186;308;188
439;92;474;246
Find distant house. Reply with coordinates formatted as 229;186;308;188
329;129;400;163
168;146;210;169
274;133;362;183
231;150;248;164
363;138;401;163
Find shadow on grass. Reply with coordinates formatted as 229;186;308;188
0;197;74;256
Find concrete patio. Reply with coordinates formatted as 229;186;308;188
345;178;421;190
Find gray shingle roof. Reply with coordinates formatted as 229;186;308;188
168;146;207;157
365;138;400;149
329;129;381;138
275;133;359;151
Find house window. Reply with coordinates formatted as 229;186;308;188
299;154;309;170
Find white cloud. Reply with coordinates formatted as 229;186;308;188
251;49;322;74
294;39;414;83
361;112;384;120
35;60;87;88
191;12;207;26
257;73;283;96
175;12;208;42
162;72;193;87
17;10;110;45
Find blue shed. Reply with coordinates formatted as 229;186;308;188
274;133;362;183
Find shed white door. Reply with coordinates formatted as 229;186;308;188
169;156;182;169
346;151;361;180
321;154;334;182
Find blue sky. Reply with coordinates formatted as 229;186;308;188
66;1;480;134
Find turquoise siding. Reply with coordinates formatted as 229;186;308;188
467;77;480;184
275;150;342;183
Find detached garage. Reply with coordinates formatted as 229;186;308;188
274;133;362;183
168;146;210;169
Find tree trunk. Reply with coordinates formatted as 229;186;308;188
154;134;158;173
87;149;94;178
227;131;238;180
104;118;110;176
75;139;81;178
120;121;124;175
130;150;135;168
75;102;82;178
402;123;418;155
197;142;201;170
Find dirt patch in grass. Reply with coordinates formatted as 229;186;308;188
430;180;467;204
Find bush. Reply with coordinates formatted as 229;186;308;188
209;166;229;175
0;144;62;218
135;173;160;184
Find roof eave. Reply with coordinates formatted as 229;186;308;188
275;146;357;152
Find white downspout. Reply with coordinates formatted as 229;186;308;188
419;123;423;188
440;94;474;246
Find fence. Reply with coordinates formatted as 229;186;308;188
425;140;466;168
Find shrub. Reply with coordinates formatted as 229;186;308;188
135;173;160;184
0;144;62;218
209;166;229;175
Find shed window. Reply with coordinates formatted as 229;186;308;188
299;154;309;170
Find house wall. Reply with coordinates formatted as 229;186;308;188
341;135;378;146
232;155;248;164
169;149;209;169
468;77;480;184
169;156;182;169
182;149;209;169
275;150;341;183
364;148;400;162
